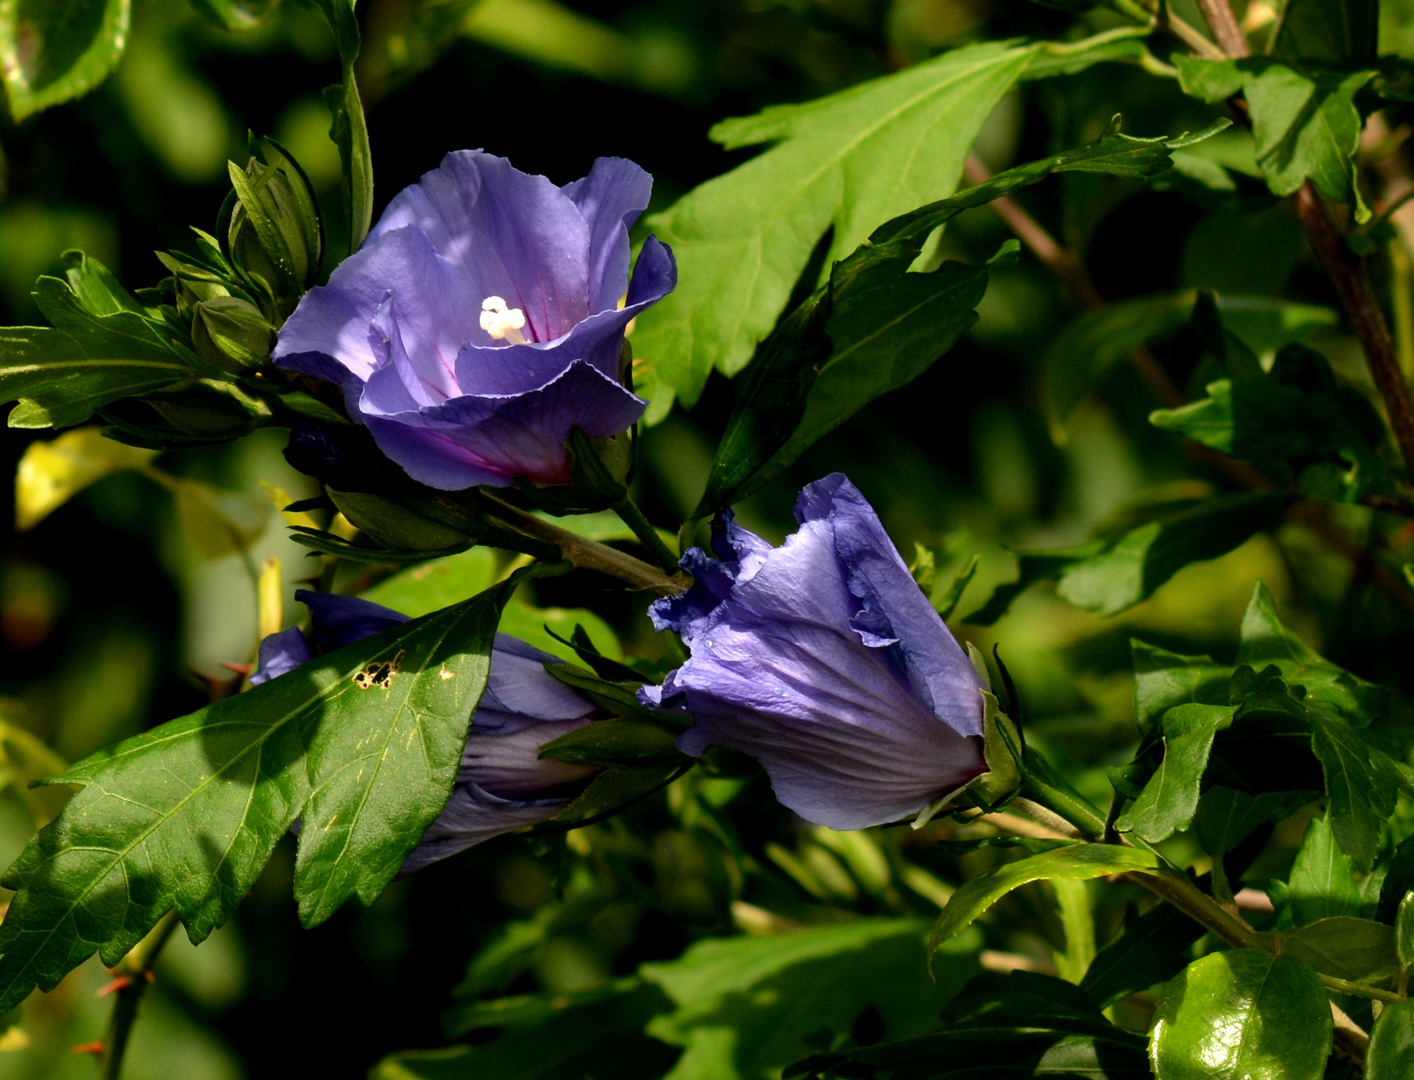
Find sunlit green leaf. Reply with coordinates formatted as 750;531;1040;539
0;573;532;1013
0;0;129;121
1116;703;1236;844
1149;950;1331;1080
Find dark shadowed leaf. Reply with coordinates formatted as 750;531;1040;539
1080;903;1203;1008
1270;0;1377;69
1282;917;1398;984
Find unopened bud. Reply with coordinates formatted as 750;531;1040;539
192;296;275;370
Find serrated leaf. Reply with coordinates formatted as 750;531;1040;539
1177;56;1373;220
1282;916;1398;984
1235;581;1385;724
14;426;156;530
0;573;532;1014
1366;1000;1414;1080
1149;950;1331;1080
0;0;130;121
1150;346;1393;504
1115;703;1236;844
633;40;1037;407
1056;493;1291;617
1130;641;1232;735
1;268;202;429
1269;813;1361;928
928;845;1160;955
1306;705;1407;872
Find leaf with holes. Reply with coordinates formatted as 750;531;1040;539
0;573;530;1014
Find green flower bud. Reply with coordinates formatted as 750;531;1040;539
191;296;275;370
227;141;323;321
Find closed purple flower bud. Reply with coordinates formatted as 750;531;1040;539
253;592;598;869
273;151;677;490
639;474;988;831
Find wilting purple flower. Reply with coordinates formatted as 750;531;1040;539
273;151;676;490
639;474;988;831
254;591;598;870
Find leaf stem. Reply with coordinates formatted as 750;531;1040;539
477;493;688;596
611;493;684;576
1108;0;1227;60
99;909;181;1080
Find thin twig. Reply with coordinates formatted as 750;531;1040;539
99;910;181;1080
477;493;688;595
1110;0;1227;60
1192;0;1250;57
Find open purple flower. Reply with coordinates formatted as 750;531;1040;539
254;591;598;871
273;151;676;490
639;474;987;830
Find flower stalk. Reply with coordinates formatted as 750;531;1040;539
99;909;181;1080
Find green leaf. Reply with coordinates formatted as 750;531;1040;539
309;0;373;255
0;0;129;121
1268;813;1361;928
928;845;1160;955
1177;56;1374;220
933;554;979;622
1396;892;1414;971
1056;493;1291;617
1366;1000;1414;1080
0;573;531;1014
1131;642;1232;735
13;425;156;530
1235;582;1385;724
964;543;1105;625
548;759;688;829
539;717;685;767
1306;705;1408;872
373;982;678;1080
1080;904;1204;1008
1;270;203;429
1150;345;1394;504
1042;291;1338;430
792;972;1149;1078
632;40;1037;406
1191;787;1314;863
642;919;979;1080
1149;950;1332;1080
1282;916;1398;984
1115;703;1237;844
186;0;276;31
1269;0;1377;70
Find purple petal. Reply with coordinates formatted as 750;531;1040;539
296;590;409;651
625;235;677;309
485;634;602;720
400;781;570;874
461;709;597;798
367;151;591;342
251;627;313;685
362;360;647;489
561;157;653;313
798;474;985;737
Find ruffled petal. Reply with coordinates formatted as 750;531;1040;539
561;157;653;313
798;474;985;737
366;151;591;341
362;360;647;489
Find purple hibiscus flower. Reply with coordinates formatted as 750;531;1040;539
639;474;988;830
273;151;677;490
254;591;599;871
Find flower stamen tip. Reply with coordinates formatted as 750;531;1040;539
480;296;528;344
